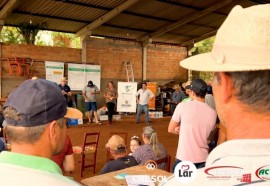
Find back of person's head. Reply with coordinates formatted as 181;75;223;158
190;78;207;98
3;78;82;144
106;135;126;155
143;126;162;158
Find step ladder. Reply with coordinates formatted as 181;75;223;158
125;61;134;82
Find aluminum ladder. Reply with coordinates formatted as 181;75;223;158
125;61;134;82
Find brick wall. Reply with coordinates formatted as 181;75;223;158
0;40;188;106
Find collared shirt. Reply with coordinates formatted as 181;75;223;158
160;139;270;186
0;151;81;186
136;89;154;105
171;90;186;104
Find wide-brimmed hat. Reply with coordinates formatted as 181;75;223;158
180;5;270;72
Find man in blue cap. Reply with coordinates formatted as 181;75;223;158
0;77;82;185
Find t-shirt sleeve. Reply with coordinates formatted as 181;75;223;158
172;103;183;123
82;86;86;93
67;86;71;92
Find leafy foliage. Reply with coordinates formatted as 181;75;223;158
190;36;215;82
0;26;24;44
17;22;47;44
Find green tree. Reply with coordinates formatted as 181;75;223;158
0;26;24;44
190;36;215;82
17;22;47;44
52;32;80;48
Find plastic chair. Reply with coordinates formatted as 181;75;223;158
80;132;100;177
155;154;171;172
106;131;128;162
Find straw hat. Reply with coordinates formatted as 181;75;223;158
182;81;191;89
173;84;180;90
60;77;67;82
180;5;270;72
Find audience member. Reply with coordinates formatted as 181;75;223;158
168;78;217;171
100;135;138;174
163;4;270;185
205;85;216;111
170;84;186;114
104;81;118;125
59;77;73;107
133;126;167;169
82;80;102;125
135;82;154;125
0;78;82;185
181;81;192;102
52;135;75;173
129;135;141;156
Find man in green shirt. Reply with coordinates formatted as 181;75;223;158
0;77;82;186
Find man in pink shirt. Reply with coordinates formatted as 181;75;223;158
168;78;217;171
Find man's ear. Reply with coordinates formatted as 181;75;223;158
48;120;57;142
218;72;234;103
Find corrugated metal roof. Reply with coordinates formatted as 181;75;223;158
1;0;268;46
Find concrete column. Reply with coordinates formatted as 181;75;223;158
80;31;92;63
142;46;147;81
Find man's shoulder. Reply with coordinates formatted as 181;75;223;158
0;162;80;186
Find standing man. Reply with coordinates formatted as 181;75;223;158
0;78;82;185
163;4;270;185
135;82;154;125
168;78;217;170
59;77;72;107
82;80;102;124
170;84;186;114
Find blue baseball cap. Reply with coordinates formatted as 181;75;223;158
4;78;82;127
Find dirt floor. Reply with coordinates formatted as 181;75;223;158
65;115;178;183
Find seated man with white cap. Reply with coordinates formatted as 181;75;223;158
162;4;270;186
0;77;82;185
100;135;138;174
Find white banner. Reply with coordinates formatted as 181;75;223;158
117;82;137;113
45;61;64;83
68;64;101;90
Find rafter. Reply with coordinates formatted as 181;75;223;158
76;0;140;36
138;0;233;42
180;30;217;47
0;0;20;19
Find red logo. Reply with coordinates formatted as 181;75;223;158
181;165;190;171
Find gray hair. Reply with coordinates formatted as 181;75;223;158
214;70;270;113
143;126;162;158
3;107;65;144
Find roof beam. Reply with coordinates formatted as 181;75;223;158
180;30;217;47
0;0;21;19
138;0;233;42
76;0;140;36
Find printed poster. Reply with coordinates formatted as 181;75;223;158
68;64;101;90
45;61;64;83
117;82;137;113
